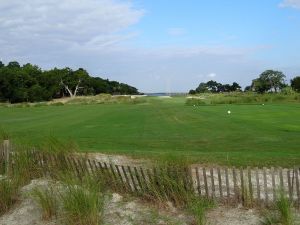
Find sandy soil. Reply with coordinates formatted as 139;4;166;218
206;206;261;225
0;179;192;225
0;179;265;225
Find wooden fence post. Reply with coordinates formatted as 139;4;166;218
196;167;201;196
217;168;223;199
3;139;10;175
247;167;253;205
294;167;300;207
263;167;269;206
225;167;230;198
255;167;261;203
270;167;276;202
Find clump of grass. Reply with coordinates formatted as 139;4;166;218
32;186;58;220
187;196;214;225
0;179;18;215
61;185;104;225
0;127;10;141
38;137;78;176
139;160;193;206
276;193;294;225
11;146;42;187
262;192;295;225
61;175;104;225
135;159;214;225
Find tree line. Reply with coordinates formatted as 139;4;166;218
0;61;139;103
189;70;300;94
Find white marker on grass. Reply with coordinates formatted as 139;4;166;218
227;110;231;114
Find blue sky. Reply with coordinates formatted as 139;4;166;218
1;0;300;92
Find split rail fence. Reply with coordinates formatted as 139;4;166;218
1;140;299;207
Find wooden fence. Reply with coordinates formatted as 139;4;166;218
0;140;299;207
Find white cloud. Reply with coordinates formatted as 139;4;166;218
207;73;216;78
279;0;300;9
167;27;186;36
0;0;144;54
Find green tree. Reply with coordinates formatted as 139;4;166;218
206;80;220;93
230;82;241;91
195;82;208;93
255;70;286;93
0;60;140;103
7;61;20;69
189;89;196;94
291;76;300;92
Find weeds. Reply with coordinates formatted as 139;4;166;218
133;160;214;225
187;196;214;225
32;186;58;220
186;92;300;105
0;179;18;215
261;192;295;225
61;180;104;225
276;193;294;225
0;128;10;141
11;147;42;187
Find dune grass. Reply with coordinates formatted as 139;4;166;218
0;96;300;167
32;186;58;220
0;179;18;215
262;192;296;225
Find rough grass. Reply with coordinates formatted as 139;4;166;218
262;192;296;225
32;186;58;220
186;92;300;105
61;176;104;225
1;96;300;167
0;179;18;215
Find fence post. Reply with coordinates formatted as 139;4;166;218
3;139;10;175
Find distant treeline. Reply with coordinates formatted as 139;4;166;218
189;70;300;94
0;61;139;103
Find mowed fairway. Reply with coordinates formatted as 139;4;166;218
0;97;300;167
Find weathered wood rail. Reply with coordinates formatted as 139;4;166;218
1;140;299;207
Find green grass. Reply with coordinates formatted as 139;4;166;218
262;192;296;225
0;179;18;215
0;96;300;167
61;177;104;225
32;186;58;220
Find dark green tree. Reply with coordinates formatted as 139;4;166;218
0;60;140;103
195;82;208;93
291;76;300;92
230;82;241;91
252;70;286;93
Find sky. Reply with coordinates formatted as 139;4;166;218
1;0;300;92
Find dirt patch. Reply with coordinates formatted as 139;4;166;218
206;206;262;225
0;195;55;225
84;152;149;167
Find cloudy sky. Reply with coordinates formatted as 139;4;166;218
1;0;300;92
